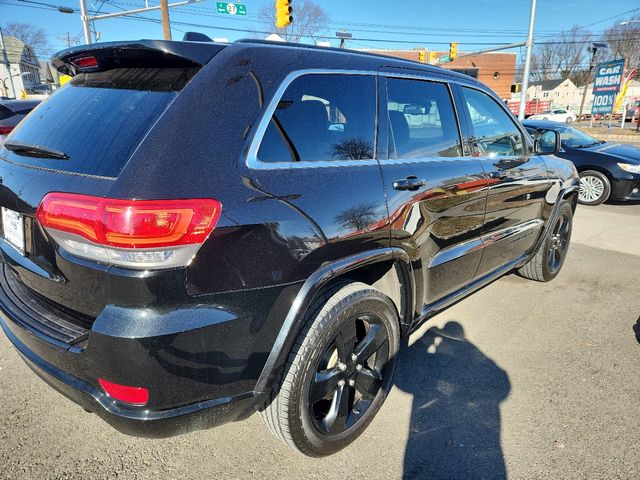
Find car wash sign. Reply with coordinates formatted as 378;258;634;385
591;59;624;114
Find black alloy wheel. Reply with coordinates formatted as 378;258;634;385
547;209;571;275
308;313;390;435
261;282;400;456
517;200;573;282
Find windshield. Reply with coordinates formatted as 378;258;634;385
558;126;602;148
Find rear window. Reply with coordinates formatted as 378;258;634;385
0;67;197;178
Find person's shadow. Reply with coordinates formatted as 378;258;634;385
395;321;511;480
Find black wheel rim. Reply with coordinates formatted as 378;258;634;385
308;314;390;436
547;212;570;273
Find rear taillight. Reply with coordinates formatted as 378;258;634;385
98;378;149;406
72;55;99;70
36;193;221;269
0;126;13;135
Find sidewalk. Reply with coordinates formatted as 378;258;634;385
572;204;640;257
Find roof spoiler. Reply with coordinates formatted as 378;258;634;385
52;40;226;76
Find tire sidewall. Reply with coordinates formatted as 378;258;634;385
540;202;573;281
579;170;611;206
289;288;400;456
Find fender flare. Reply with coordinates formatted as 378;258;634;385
253;247;412;398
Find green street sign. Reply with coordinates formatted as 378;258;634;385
440;55;450;63
216;2;247;15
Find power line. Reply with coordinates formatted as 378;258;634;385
2;0;639;52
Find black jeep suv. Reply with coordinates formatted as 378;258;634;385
0;39;579;456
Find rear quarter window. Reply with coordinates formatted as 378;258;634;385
257;74;377;163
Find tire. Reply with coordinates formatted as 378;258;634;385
566;117;573;124
260;281;401;457
578;170;611;206
543;117;549;121
517;201;573;282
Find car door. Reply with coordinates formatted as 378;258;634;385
456;85;552;278
238;72;391;290
377;74;488;311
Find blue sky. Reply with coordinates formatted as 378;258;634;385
1;0;639;60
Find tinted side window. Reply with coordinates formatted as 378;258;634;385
386;78;461;159
257;74;376;162
462;87;525;156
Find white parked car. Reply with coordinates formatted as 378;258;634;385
529;109;577;124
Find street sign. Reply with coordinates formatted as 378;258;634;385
591;59;624;115
216;2;247;16
440;55;450;63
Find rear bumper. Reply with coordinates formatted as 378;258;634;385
0;260;297;437
0;315;254;437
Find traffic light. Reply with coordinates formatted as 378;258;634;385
511;83;521;93
449;41;458;61
418;50;426;63
275;0;292;29
429;51;436;64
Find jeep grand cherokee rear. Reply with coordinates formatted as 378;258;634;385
0;40;272;435
0;38;578;457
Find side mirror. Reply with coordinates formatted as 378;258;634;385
534;129;560;155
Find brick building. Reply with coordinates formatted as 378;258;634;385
360;49;517;100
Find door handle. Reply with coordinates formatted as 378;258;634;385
393;177;426;191
488;171;508;180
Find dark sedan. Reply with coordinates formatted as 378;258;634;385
0;99;41;145
523;120;640;205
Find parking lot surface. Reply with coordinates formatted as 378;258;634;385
1;203;638;480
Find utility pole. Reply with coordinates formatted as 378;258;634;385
160;0;172;40
78;0;202;45
58;32;79;48
518;0;537;120
79;0;92;44
0;28;17;99
578;46;599;120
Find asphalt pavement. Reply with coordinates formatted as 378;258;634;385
0;203;639;479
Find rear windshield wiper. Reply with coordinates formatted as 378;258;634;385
3;141;70;160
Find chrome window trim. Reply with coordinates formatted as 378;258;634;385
245;68;477;171
246;69;380;170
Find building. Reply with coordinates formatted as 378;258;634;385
358;49;517;99
0;35;41;98
39;60;59;87
524;78;579;109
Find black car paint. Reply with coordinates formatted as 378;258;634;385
523;119;640;201
0;40;579;437
0;100;40;138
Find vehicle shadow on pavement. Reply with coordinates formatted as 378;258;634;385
395;321;511;480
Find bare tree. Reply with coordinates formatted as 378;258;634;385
530;26;592;84
601;15;640;67
3;22;49;52
332;138;374;160
335;203;376;232
258;0;329;43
